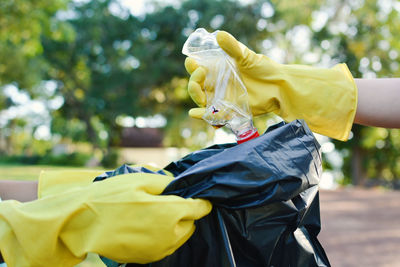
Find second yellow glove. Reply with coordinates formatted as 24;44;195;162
0;173;212;266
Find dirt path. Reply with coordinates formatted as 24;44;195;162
319;188;400;267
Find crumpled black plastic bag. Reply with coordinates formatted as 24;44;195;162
96;120;330;267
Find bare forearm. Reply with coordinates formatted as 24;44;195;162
0;180;38;202
354;78;400;128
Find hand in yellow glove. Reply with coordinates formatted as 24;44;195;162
0;173;212;266
185;31;358;141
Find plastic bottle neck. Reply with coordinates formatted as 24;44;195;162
237;129;260;144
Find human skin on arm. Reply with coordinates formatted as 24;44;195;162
0;180;38;202
354;78;400;129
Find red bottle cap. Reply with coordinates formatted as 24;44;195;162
237;130;260;144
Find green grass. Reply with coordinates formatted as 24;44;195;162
0;164;102;181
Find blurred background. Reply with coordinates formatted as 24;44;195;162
1;0;400;266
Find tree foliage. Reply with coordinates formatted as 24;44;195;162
0;0;72;90
0;0;72;155
42;0;277;150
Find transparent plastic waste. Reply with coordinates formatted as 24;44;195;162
182;28;259;144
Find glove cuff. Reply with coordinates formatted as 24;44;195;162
279;63;358;141
333;63;358;141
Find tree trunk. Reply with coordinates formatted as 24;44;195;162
351;146;365;186
350;125;366;186
82;113;98;151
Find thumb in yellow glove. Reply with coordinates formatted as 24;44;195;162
0;173;211;266
185;31;358;141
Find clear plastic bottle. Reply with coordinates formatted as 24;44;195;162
182;28;259;144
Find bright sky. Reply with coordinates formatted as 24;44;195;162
118;0;256;16
118;0;181;16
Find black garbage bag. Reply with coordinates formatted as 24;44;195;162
95;119;330;267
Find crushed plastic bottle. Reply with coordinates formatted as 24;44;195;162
182;28;259;144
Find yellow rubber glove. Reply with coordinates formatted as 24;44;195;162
185;31;358;141
0;173;212;267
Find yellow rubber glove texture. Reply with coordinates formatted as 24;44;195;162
0;173;212;267
38;169;106;198
186;31;358;141
38;165;173;199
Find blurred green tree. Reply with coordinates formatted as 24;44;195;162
41;0;277;153
0;0;73;95
1;0;400;184
307;0;400;186
0;0;72;155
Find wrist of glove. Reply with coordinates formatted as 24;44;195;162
185;31;358;141
276;62;357;140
